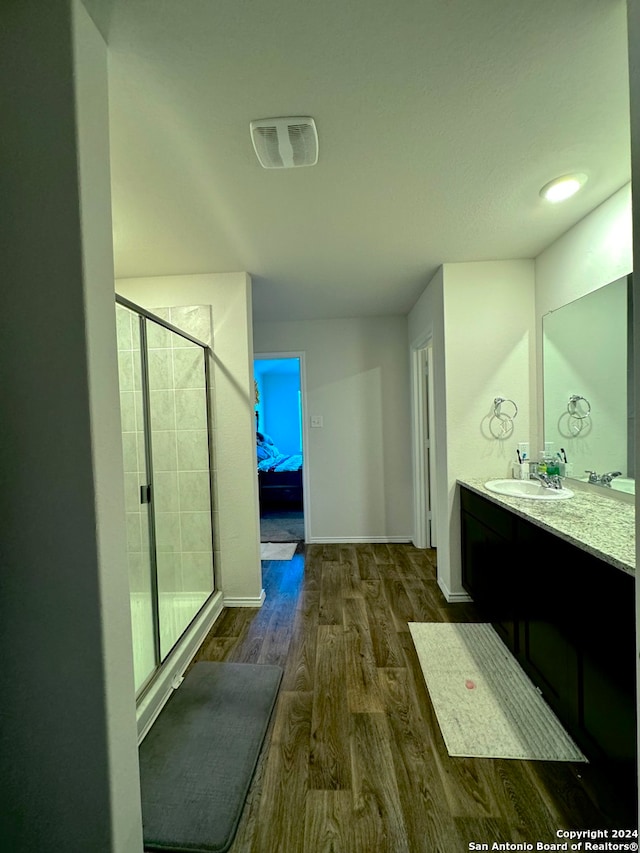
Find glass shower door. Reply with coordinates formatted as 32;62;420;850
146;319;214;659
116;297;216;695
116;304;158;692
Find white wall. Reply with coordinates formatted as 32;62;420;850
117;273;263;605
444;261;537;597
409;262;536;600
75;6;144;848
253;317;412;542
1;2;143;849
536;183;632;316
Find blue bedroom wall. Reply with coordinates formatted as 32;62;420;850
254;358;302;457
263;373;300;454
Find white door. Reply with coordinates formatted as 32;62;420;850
423;346;436;547
412;341;436;549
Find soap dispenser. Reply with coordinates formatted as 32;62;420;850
546;458;560;476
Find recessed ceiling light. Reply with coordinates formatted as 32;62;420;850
540;173;588;203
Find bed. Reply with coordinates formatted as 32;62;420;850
257;432;303;509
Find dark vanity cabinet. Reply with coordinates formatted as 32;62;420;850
460;486;636;778
517;521;581;728
460;488;518;653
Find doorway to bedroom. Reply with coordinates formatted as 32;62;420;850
254;354;307;544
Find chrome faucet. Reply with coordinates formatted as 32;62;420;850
600;471;622;487
530;472;563;489
584;470;622;487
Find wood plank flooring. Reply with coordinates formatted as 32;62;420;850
189;543;637;852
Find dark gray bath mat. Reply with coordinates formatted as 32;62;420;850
139;661;283;852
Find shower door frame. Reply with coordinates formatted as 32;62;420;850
116;295;217;702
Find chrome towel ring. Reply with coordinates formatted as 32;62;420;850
490;397;518;438
493;397;518;420
567;394;591;434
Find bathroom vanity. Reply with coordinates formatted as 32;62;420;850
458;478;636;780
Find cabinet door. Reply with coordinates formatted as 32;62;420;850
460;510;488;601
460;490;517;653
572;551;637;768
581;653;637;772
520;617;578;724
517;520;579;726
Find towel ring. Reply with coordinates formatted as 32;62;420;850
490;397;517;439
493;397;518;421
567;395;591;419
567;394;591;435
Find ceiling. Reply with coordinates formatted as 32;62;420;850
83;0;631;322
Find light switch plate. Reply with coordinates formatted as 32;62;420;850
310;415;323;428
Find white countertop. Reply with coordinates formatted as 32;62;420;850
458;477;635;576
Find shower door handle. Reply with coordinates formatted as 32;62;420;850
140;484;152;504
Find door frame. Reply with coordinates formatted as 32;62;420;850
411;335;437;549
253;350;309;542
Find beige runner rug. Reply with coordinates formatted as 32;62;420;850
260;542;297;560
409;622;586;762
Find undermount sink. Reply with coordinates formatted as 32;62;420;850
484;479;574;500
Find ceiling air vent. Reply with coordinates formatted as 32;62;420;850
250;116;318;169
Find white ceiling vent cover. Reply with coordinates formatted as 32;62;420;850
250;117;318;169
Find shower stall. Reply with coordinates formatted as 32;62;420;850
115;296;216;697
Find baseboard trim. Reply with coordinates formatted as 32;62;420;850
223;589;266;608
136;590;224;744
307;536;412;544
437;577;472;603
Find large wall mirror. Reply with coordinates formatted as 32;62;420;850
542;274;634;495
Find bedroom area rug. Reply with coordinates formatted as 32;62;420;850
139;661;283;853
408;622;586;762
259;510;304;543
260;542;297;560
